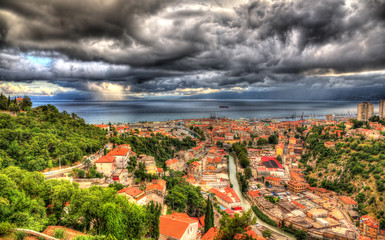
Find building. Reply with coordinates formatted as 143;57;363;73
146;179;167;196
338;196;358;211
201;227;219;240
117;187;147;205
289;137;297;145
288;181;308;193
264;176;282;186
166;158;181;171
275;143;284;156
94;156;116;176
326;114;334;121
94;124;110;131
159;213;199;240
209;187;242;209
380;99;385;120
107;147;130;169
306;208;328;219
324;141;335;148
357;102;374;121
360;215;379;239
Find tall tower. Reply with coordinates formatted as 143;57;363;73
357;102;374;121
380;99;385;120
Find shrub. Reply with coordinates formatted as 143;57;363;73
53;228;68;240
0;221;15;236
14;230;27;240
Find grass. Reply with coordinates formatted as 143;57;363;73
53;228;68;240
14;231;27;240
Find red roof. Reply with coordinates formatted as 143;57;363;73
201;227;219;240
292;200;306;209
190;161;201;167
159;213;198;239
361;215;379;229
209;187;241;204
265;176;281;182
107;147;130;156
118;187;143;198
95;155;116;163
146;179;166;192
234;227;265;240
166;158;178;166
248;190;262;197
94;124;109;128
261;156;283;169
339;196;357;205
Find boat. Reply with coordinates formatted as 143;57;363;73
219;105;229;108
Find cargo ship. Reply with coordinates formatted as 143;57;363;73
219;105;229;108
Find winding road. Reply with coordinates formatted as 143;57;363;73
228;155;295;239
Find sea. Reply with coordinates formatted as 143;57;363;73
32;99;374;124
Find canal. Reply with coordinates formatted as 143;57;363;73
228;155;295;239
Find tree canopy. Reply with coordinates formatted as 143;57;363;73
0;104;107;171
0;166;157;239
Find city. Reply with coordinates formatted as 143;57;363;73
1;97;385;239
1;0;385;239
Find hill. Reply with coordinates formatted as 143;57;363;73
0;104;107;171
301;124;385;226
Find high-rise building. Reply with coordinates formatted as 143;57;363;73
380;99;385;120
357;102;374;121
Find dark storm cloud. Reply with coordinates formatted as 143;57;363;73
0;0;384;98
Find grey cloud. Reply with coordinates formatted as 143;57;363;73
0;0;384;99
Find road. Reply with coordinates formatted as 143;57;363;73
43;151;103;178
228;155;295;239
338;205;359;238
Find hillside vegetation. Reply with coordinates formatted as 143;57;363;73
301;125;385;225
110;134;196;168
0;166;159;239
0;104;107;171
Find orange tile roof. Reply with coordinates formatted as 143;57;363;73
201;227;219;240
265;176;281;182
290;171;305;182
190;161;201;167
361;215;379;229
292;200;306;209
95;155;116;163
209;187;241;204
159;213;198;239
166;158;178;166
339;196;357;205
107;147;130;156
234;227;265;240
94;124;109;128
118;187;143;198
248;190;261;197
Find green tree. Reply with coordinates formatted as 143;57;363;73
268;134;278;144
204;197;214;233
294;230;308;240
216;210;256;240
108;182;124;191
82;158;92;170
244;167;252;179
145;201;161;239
20;96;32;111
262;229;272;238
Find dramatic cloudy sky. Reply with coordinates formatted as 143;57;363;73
0;0;384;100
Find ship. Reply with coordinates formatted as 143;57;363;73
219;105;229;108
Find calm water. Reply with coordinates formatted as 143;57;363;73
32;99;369;124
